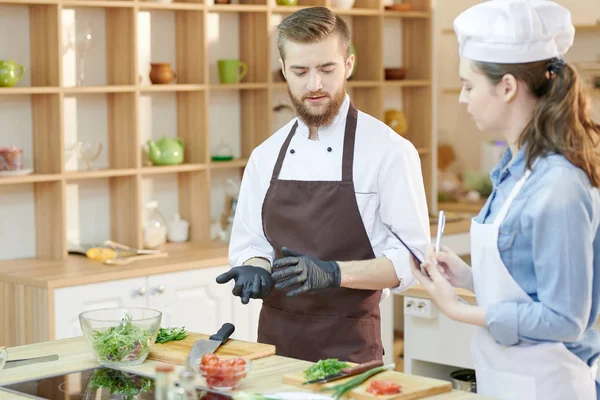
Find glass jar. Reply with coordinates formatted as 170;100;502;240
142;200;167;249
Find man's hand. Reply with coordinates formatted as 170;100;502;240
216;266;274;304
271;247;341;296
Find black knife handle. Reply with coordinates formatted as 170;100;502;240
209;322;235;342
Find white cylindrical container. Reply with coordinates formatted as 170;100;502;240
167;213;189;243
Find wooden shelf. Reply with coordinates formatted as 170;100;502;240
140;164;208;175
139;84;205;92
209;83;269;90
63;85;136;94
441;88;461;95
207;4;268;12
0;174;62;185
383;10;430;18
64;169;138;180
383;79;431;88
138;2;203;10
0;87;60;94
333;7;380;16
61;0;135;7
209;158;249;169
0;0;57;3
0;0;435;262
347;80;381;88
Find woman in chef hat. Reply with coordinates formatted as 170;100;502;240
411;1;600;399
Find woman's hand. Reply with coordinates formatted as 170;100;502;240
411;257;463;319
426;245;474;292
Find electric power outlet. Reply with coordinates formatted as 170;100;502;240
404;296;438;319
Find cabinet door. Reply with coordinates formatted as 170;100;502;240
147;266;234;337
231;297;262;343
54;277;148;340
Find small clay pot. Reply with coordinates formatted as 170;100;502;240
149;63;176;84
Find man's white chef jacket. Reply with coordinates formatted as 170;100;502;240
228;93;430;293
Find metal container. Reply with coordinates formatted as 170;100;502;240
450;369;477;393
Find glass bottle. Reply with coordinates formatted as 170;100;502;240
143;200;168;249
178;368;199;400
154;364;175;400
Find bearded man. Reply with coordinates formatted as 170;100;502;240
216;6;430;364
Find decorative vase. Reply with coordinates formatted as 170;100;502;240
149;63;176;84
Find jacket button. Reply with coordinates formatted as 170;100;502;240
290;149;295;154
327;147;332;152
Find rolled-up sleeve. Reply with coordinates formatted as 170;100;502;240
378;134;431;292
228;151;275;267
486;167;595;346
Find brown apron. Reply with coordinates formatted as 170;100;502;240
258;102;383;363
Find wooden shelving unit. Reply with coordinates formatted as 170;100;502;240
0;0;434;262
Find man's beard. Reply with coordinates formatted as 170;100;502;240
288;85;346;128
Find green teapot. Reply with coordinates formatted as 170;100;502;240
147;136;185;166
0;60;25;88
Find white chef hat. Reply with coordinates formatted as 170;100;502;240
453;0;575;64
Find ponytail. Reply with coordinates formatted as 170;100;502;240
475;59;600;188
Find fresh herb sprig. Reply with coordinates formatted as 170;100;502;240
303;359;350;382
320;363;395;399
155;326;188;344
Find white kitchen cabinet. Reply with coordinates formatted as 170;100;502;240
146;267;234;338
54;277;149;339
53;266;260;342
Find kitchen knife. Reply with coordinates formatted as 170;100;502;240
186;323;235;368
303;359;384;384
4;354;59;369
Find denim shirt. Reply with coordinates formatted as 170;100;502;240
477;145;600;372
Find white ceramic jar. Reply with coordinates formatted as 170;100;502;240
168;213;189;243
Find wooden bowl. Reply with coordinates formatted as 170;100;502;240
385;67;407;80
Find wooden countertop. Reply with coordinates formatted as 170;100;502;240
0;242;230;289
0;218;473;290
0;337;492;399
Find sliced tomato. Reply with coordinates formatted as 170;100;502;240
366;380;402;395
201;353;219;366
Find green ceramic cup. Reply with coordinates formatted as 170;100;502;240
0;60;25;87
218;59;248;84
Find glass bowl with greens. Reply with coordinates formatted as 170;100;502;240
79;307;162;367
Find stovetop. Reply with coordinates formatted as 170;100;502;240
0;367;232;400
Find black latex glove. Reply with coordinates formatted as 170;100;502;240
271;247;341;296
216;266;274;304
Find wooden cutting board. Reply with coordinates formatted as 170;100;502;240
148;333;276;365
282;368;452;400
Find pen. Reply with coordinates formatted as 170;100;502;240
435;210;446;254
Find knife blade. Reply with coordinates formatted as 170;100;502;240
303;359;384;384
186;322;235;368
4;354;59;369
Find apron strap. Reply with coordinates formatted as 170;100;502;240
271;121;299;180
493;158;539;225
342;102;358;182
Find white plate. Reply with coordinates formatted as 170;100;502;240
0;168;33;176
267;393;334;400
